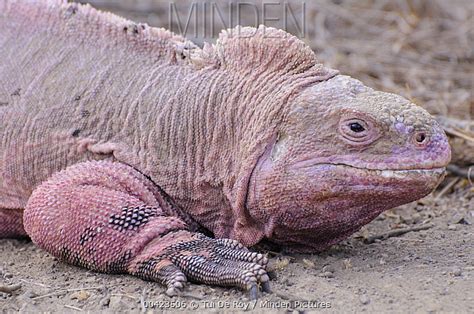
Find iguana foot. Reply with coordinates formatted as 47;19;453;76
130;230;270;298
23;161;270;297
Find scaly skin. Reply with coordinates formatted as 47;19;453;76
247;76;450;251
23;161;269;297
0;1;450;297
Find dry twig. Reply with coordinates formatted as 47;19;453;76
447;165;474;182
0;283;21;294
364;224;434;244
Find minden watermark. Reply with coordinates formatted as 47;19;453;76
143;299;331;310
168;1;306;39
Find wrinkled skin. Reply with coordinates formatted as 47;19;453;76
0;1;451;298
247;75;450;252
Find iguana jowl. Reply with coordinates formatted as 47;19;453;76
0;0;451;297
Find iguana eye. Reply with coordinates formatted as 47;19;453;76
349;122;365;133
338;114;378;145
341;119;369;138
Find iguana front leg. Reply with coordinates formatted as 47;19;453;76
23;161;269;297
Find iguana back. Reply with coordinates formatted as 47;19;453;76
0;0;196;209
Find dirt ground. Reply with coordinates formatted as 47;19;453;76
1;0;473;313
1;189;472;313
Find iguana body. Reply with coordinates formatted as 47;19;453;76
0;0;450;296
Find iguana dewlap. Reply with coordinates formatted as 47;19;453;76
0;0;450;296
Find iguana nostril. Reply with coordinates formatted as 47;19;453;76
415;132;428;145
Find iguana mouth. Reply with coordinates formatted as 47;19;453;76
318;163;446;178
293;156;447;175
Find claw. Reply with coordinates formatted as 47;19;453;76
249;284;258;300
261;281;272;293
173;281;184;289
145;234;273;297
165;278;187;297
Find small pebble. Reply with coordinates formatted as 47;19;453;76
99;296;110;307
272;258;290;271
452;268;462;277
22;290;38;298
108;295;122;309
343;259;353;270
412;213;422;223
302;258;316;269
320;271;334;278
447;225;457;231
284;278;294;286
70;290;90;301
359;294;370;305
322;265;336;273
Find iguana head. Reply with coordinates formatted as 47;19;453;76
247;75;450;252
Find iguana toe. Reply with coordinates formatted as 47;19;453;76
137;232;271;297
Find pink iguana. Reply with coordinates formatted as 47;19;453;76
0;0;450;297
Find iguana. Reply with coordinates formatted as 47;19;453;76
0;0;451;297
